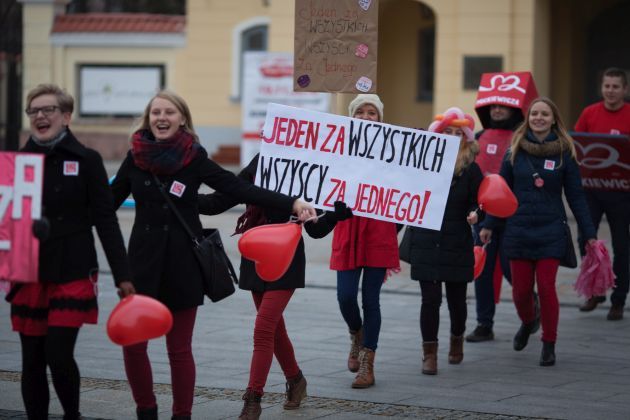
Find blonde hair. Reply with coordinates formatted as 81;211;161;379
26;84;74;113
509;97;576;166
132;90;199;142
454;139;480;176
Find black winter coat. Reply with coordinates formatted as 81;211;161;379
21;131;130;285
199;154;321;293
111;148;295;310
485;132;596;260
408;162;483;283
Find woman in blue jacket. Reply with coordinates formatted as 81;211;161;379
480;97;596;366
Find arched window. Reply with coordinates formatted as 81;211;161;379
231;17;269;101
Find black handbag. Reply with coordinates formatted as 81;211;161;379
153;175;238;302
399;226;412;264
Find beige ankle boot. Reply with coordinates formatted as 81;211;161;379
351;348;375;388
448;335;464;364
347;328;363;372
422;341;438;375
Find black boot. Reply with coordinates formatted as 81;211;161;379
539;341;556;366
137;407;158;420
513;320;538;351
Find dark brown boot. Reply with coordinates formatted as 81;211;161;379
347;328;363;372
607;304;624;320
422;341;438;375
238;389;262;420
448;335;464;364
579;295;605;312
351;348;375;388
283;371;307;410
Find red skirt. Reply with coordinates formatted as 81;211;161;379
10;276;98;336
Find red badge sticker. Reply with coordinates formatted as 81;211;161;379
169;181;186;197
355;44;369;58
544;160;555;170
63;161;79;176
486;144;498;155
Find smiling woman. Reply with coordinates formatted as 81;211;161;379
9;83;134;420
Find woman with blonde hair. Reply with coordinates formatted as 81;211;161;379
480;97;597;366
406;107;483;375
111;90;316;420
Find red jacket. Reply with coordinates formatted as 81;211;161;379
475;128;513;176
330;216;399;271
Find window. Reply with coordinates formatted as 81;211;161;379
463;56;503;90
417;27;435;101
231;18;269;101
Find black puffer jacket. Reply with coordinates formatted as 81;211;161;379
408;162;483;283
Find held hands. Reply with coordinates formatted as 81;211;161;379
117;281;136;299
327;201;353;222
479;228;493;244
292;199;317;222
466;210;479;225
587;238;597;247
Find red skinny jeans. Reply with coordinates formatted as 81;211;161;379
247;289;301;395
510;259;560;343
123;307;197;417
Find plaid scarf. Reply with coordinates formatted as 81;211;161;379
131;128;201;175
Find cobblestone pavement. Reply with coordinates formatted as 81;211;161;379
0;371;552;419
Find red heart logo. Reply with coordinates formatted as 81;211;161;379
473;245;487;280
478;174;518;218
238;223;303;281
106;295;173;346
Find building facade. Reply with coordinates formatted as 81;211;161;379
17;0;630;160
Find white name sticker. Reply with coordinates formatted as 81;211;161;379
486;144;498;155
169;180;186;197
63;161;79;176
543;160;555;170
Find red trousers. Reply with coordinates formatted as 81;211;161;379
123;307;197;417
248;289;301;394
510;259;560;343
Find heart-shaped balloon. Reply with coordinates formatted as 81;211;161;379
238;223;302;281
478;174;518;218
473;245;487;280
106;295;173;346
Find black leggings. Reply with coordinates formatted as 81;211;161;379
20;327;81;420
419;281;467;342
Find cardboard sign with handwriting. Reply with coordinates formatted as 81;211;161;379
294;0;379;93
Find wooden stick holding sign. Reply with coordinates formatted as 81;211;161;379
255;103;461;230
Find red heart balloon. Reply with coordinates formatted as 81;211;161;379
473;245;487;280
478;174;518;218
238;223;302;281
106;295;173;346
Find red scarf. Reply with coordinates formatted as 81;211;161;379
131;128;201;175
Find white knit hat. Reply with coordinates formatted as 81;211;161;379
348;94;384;121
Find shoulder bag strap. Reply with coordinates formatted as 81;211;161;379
152;174;199;245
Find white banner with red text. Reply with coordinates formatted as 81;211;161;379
255;103;461;230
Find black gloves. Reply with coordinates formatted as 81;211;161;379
32;217;50;241
326;201;353;222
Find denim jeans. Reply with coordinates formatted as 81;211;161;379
336;267;385;351
472;224;512;328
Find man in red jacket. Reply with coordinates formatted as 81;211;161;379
574;67;630;321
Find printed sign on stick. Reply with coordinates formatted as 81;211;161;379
256;103;461;230
0;152;44;283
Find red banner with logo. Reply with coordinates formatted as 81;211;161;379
571;132;630;192
0;152;44;284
